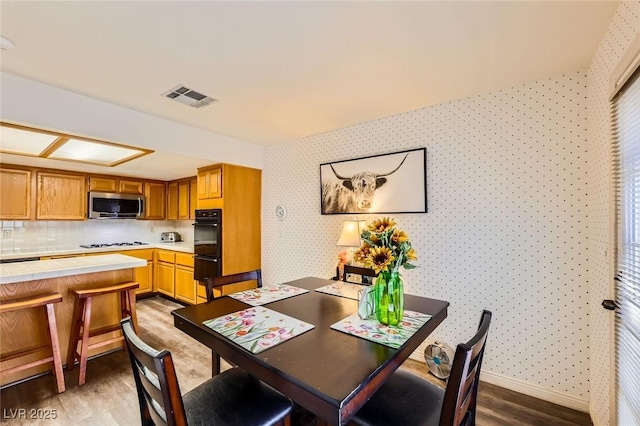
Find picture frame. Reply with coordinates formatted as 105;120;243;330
320;147;427;215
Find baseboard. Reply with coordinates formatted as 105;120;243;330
409;351;590;413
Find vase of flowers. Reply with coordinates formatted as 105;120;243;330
354;218;417;325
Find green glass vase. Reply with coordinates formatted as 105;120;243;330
375;270;404;326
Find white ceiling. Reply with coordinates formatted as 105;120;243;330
0;1;618;176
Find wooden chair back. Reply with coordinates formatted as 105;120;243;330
343;264;378;284
440;310;492;426
121;317;187;426
204;269;262;302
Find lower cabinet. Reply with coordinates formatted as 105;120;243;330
156;260;175;298
175;253;196;305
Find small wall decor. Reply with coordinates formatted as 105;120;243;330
320;148;427;214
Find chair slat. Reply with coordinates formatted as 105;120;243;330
204;269;262;302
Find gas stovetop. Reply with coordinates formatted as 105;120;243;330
79;242;149;249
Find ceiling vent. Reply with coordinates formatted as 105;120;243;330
162;85;217;109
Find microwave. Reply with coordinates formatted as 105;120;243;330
88;191;145;219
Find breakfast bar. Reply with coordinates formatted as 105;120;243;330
0;254;145;387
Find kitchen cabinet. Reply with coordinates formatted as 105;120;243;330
118;249;154;295
89;176;117;192
167;182;178;220
156;251;175;298
198;163;261;277
0;167;32;220
118;179;143;194
178;180;190;220
175;254;195;298
190;177;198;219
144;181;166;220
197;166;222;200
36;171;86;220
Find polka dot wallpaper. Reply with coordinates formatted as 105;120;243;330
587;2;640;425
263;71;591;401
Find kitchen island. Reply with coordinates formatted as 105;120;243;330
0;254;145;387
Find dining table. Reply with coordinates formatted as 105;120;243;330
172;276;449;426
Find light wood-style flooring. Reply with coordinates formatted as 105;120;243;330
0;297;592;425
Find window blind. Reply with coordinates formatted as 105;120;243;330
612;68;640;425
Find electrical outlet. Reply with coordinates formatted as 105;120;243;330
2;229;12;239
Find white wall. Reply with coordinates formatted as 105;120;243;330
587;2;640;425
0;219;194;253
262;71;591;410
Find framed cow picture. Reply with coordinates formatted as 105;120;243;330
320;147;427;215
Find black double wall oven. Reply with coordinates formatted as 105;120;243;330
193;209;222;281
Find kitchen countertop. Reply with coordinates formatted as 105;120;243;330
0;254;147;285
0;241;194;261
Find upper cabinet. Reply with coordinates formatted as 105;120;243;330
190;177;197;219
89;176;143;195
119;179;143;194
37;171;86;220
198;166;222;200
167;182;179;220
0;167;32;220
144;182;166;220
178;180;190;220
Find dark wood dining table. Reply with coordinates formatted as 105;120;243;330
172;276;449;425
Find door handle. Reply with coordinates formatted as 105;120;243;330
602;299;617;311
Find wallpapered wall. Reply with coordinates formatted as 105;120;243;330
587;2;640;425
262;72;590;405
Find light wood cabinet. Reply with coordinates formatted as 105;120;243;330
36;172;86;220
198;163;261;279
117;249;155;295
167;182;179;220
197;166;222;200
175;266;196;304
156;260;175;297
118;179;143;194
89;177;117;192
0;168;32;220
144;182;166;220
178;180;190;220
190;177;198;219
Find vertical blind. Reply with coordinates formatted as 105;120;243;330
612;69;640;425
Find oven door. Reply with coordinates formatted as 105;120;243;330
194;255;220;281
194;222;220;257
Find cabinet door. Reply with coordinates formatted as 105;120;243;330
119;179;143;194
156;261;175;297
89;177;117;192
197;167;222;200
190;177;197;219
0;168;31;220
178;181;190;220
144;182;166;220
167;182;178;220
135;261;154;295
175;266;196;304
36;172;86;220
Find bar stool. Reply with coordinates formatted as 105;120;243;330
0;293;66;393
66;281;139;385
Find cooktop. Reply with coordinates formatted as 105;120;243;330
79;242;149;249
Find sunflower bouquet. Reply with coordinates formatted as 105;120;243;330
354;217;417;274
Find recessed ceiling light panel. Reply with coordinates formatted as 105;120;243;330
162;84;218;109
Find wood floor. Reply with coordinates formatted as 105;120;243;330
0;296;592;426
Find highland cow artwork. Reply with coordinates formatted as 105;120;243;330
320;148;427;215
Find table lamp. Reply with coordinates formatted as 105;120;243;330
336;220;367;264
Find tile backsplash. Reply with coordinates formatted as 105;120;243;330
0;219;194;253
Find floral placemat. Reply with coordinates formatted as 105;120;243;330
227;284;308;306
315;281;367;300
330;310;432;349
203;307;314;354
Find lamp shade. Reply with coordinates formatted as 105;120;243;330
337;220;367;247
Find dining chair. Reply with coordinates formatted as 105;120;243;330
351;310;492;426
343;265;378;285
204;269;262;302
120;317;293;426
